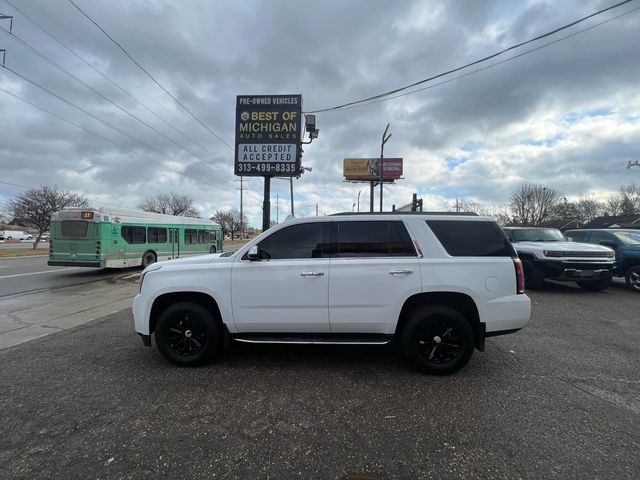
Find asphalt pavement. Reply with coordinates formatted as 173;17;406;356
0;281;638;479
0;256;121;297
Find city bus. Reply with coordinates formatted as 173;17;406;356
48;207;222;268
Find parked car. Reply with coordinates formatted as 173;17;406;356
0;230;33;240
502;227;615;290
134;213;531;375
565;229;640;293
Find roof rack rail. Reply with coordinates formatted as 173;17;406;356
329;211;479;216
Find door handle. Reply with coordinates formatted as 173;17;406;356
300;271;325;277
389;269;413;276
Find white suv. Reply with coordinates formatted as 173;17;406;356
133;213;530;375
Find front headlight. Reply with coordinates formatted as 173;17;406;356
139;264;162;293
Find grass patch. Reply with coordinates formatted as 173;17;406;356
0;248;49;258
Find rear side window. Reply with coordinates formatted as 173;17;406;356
336;221;416;257
185;229;197;245
426;220;515;257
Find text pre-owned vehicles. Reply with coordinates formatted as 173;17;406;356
0;230;33;240
565;229;640;293
502;227;615;290
134;213;530;375
48;207;222;269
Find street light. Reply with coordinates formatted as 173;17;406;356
380;124;392;212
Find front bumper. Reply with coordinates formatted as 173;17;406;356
533;259;615;281
48;260;104;267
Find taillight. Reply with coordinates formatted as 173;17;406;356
513;257;525;294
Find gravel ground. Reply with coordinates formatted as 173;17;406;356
0;281;638;479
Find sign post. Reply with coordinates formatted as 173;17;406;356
235;95;303;230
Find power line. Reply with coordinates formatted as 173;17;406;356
332;5;640;112
5;0;219;161
0;82;262;203
0;26;218;169
0;64;253;198
66;0;234;151
307;0;636;113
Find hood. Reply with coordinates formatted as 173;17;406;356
515;241;614;253
143;253;226;273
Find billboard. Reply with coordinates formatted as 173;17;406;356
343;158;403;181
235;95;303;177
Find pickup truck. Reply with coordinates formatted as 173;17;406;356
503;227;615;291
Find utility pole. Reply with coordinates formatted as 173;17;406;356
380;124;392;212
276;193;279;224
316;203;318;216
357;190;361;212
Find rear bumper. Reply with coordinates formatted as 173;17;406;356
48;260;104;267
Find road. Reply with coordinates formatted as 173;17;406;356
0;281;638;479
0;256;121;297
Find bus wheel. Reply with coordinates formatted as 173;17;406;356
209;246;217;254
141;251;157;268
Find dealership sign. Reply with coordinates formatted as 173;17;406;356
343;158;403;181
235;95;302;177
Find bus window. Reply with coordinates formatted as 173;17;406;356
208;231;217;243
61;220;88;238
148;227;167;243
122;226;146;244
198;230;208;244
185;229;197;244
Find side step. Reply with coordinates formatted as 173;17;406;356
231;333;393;345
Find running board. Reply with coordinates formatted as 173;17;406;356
231;333;393;345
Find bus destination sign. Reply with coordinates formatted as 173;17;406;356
235;95;302;177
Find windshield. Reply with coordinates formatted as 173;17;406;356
511;228;566;242
613;231;640;245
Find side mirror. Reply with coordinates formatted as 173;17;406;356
247;245;261;261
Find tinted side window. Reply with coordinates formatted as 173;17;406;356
389;221;416;256
338;221;388;257
258;223;327;259
198;230;208;244
566;230;587;242
209;231;217;243
427;220;514;257
122;226;146;244
589;231;615;245
185;229;197;245
148;227;167;243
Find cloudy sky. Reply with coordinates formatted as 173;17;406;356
1;0;639;226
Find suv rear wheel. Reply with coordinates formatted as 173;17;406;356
155;302;222;366
401;306;475;375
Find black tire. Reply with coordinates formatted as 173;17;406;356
209;246;217;254
577;275;611;291
401;306;475;375
522;260;545;289
625;265;640;293
155;302;222;366
141;251;157;268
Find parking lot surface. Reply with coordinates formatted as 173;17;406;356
1;282;638;479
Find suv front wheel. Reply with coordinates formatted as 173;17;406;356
155;302;223;366
401;306;475;375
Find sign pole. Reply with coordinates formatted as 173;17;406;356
369;181;374;212
380;124;392;212
262;176;271;232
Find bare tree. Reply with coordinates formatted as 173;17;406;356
210;210;233;239
576;196;605;223
607;183;640;216
137;193;200;217
9;185;89;248
506;183;561;226
229;209;248;239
